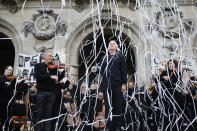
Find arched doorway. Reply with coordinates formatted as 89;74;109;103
0;18;22;74
66;16;151;84
0;32;15;75
78;29;135;85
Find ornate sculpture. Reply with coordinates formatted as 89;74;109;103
122;0;139;11
23;9;68;40
2;0;18;13
34;46;47;53
75;0;88;12
152;7;194;38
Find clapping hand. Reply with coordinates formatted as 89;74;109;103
91;66;97;73
163;76;169;81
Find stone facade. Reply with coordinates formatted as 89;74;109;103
0;0;196;84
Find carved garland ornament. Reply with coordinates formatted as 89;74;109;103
23;9;67;40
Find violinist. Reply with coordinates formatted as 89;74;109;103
159;59;182;96
0;66;15;130
159;59;183;130
34;51;69;131
15;75;29;103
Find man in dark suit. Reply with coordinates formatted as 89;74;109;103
34;51;68;131
91;40;127;131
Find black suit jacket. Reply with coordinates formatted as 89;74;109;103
98;53;127;87
0;75;16;103
34;62;65;92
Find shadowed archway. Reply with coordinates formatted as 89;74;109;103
78;29;136;85
0;32;15;75
65;16;151;84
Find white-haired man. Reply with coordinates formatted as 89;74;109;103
92;40;127;131
34;51;69;131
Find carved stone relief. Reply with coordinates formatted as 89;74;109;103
150;7;194;38
75;0;90;12
1;0;18;13
121;0;139;11
34;45;47;53
23;9;68;40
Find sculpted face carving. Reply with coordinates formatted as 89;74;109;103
38;17;51;31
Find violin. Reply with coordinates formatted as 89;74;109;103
11;116;27;126
48;62;79;69
7;75;17;80
7;75;23;81
48;62;66;69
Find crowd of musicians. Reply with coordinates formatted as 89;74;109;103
1;41;197;131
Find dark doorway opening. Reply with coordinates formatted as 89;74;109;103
78;29;135;86
0;32;15;76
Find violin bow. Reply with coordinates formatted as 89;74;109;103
69;64;79;68
66;73;78;76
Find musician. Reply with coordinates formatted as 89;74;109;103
60;90;72;131
78;81;87;120
159;59;181;90
15;75;29;102
63;90;82;130
69;79;78;99
51;75;70;131
67;84;75;99
85;83;99;130
29;83;37;120
93;92;105;131
34;51;67;131
159;59;183;130
91;40;127;131
0;66;15;131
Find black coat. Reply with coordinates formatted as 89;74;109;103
0;75;16;103
98;53;127;87
15;80;29;100
159;70;183;113
159;70;181;90
34;62;65;92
